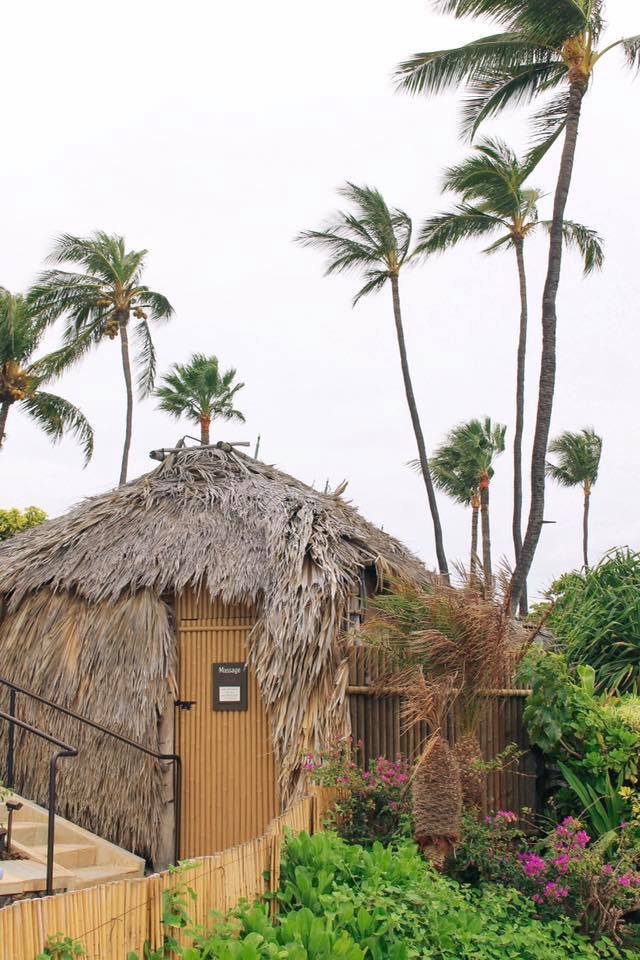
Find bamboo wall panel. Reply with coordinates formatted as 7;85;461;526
0;793;329;960
176;589;278;858
348;647;540;817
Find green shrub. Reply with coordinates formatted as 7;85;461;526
540;549;640;694
0;505;47;541
517;650;640;836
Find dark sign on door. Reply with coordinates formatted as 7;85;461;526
212;662;248;711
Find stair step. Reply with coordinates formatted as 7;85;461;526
29;843;96;869
67;864;142;890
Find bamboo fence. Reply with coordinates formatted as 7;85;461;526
0;789;336;960
348;647;540;817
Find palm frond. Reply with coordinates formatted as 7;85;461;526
352;270;389;304
396;33;553;97
21;390;94;465
540;220;605;275
621;35;640;71
415;206;502;257
433;0;589;46
26;322;102;384
523;90;571;175
133;318;157;398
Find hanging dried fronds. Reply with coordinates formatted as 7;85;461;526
453;735;485;810
412;734;462;867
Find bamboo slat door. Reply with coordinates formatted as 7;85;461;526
176;590;279;858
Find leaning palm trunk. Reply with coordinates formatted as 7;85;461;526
512;238;529;616
480;476;492;594
453;735;485;811
413;734;462;867
510;80;587;611
470;492;480;584
118;319;134;486
390;275;449;579
583;483;591;570
0;400;9;448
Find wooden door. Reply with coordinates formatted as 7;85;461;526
176;590;279;857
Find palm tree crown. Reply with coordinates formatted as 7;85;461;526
296;183;449;578
417;137;603;270
546;428;602;490
0;290;94;462
396;0;639;160
156;354;245;445
297;182;413;301
28;232;173;484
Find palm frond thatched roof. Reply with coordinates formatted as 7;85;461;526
0;445;425;606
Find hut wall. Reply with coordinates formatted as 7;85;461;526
176;589;279;857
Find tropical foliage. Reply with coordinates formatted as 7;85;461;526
546;428;603;569
535;551;640;694
28;232;173;484
0;506;47;541
297;183;449;578
156;353;245;444
0;290;94;463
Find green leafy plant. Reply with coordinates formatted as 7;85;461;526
541;551;640;694
36;935;84;960
518;650;640;835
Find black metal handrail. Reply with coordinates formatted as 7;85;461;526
0;707;77;895
0;675;181;868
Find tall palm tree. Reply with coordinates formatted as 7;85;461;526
296;183;449;578
0;290;93;462
156;354;245;444
416;136;603;613
546;427;602;570
396;0;639;609
28;233;173;484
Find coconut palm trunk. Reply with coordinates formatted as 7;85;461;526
470;491;480;584
510;80;587;611
512;237;529;615
583;481;591;570
479;474;492;593
200;415;211;444
390;274;449;579
118;318;134;486
0;401;10;448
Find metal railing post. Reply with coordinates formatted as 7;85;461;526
6;687;16;789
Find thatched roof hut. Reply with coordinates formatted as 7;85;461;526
0;445;425;862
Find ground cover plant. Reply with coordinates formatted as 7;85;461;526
140;831;638;959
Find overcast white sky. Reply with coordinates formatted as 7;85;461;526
1;1;638;601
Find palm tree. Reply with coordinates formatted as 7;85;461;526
413;441;481;581
416;136;603;613
296;183;449;578
0;290;93;462
28;233;173;485
156;354;245;444
396;0;639;609
546;428;602;570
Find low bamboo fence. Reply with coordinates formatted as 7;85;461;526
348;647;540;817
0;788;336;960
